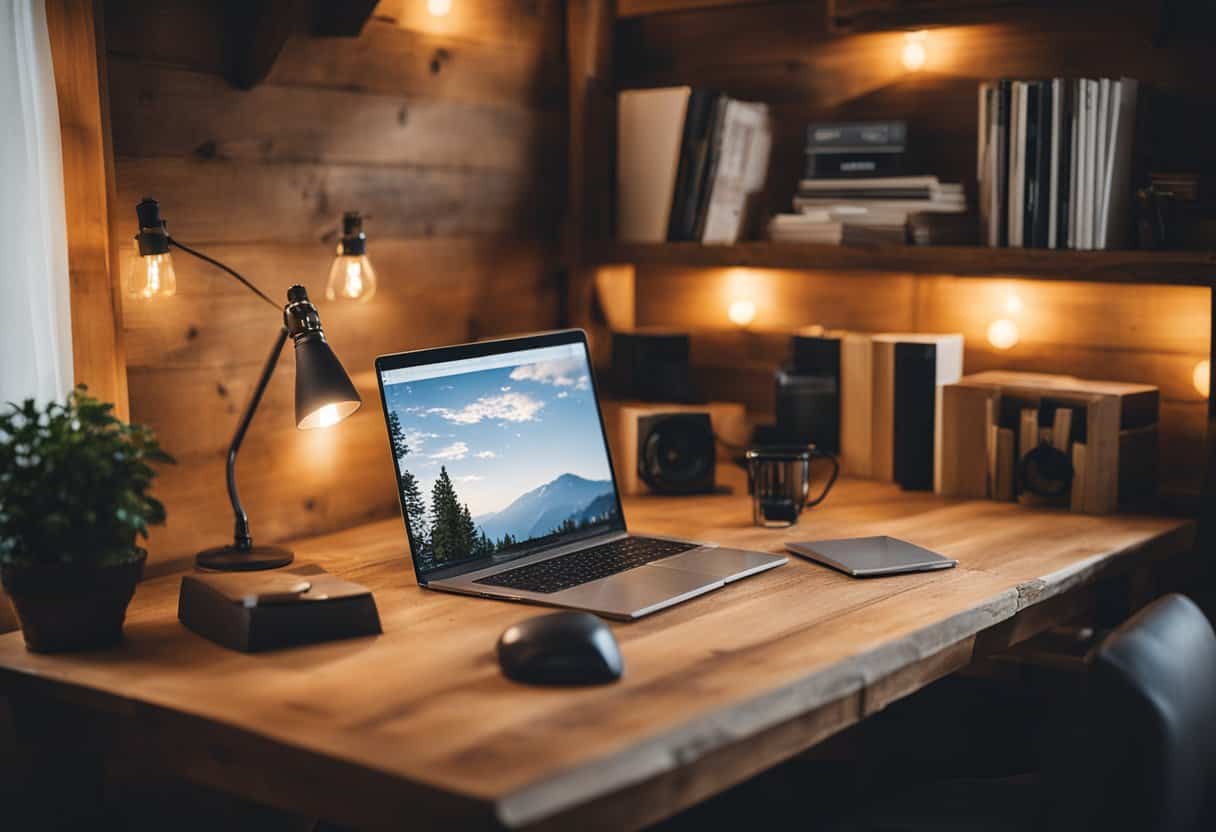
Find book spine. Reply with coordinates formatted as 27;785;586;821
1048;78;1061;249
1022;82;1039;248
996;80;1011;247
893;342;937;492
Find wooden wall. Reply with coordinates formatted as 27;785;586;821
102;0;567;565
611;0;1213;500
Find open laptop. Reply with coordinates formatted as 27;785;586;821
374;330;786;620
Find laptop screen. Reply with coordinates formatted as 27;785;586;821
378;337;624;578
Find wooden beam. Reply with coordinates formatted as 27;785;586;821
222;0;309;90
45;0;129;419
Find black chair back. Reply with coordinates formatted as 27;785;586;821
1053;594;1216;832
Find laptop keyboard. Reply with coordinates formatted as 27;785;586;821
474;537;700;594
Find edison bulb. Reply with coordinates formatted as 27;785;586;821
128;248;177;299
728;299;757;327
325;254;377;303
987;318;1019;350
427;0;452;17
901;31;927;71
1194;360;1210;398
316;403;342;428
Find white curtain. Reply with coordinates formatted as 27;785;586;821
0;0;73;407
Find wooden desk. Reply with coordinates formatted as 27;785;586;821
0;468;1195;831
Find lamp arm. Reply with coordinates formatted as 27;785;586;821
167;237;281;311
227;325;290;550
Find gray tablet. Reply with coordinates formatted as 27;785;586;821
785;536;957;578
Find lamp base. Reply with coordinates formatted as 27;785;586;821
195;545;294;572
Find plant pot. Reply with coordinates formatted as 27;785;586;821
1;554;146;653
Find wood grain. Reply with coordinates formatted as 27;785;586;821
0;466;1194;830
102;2;566;565
45;0;129;415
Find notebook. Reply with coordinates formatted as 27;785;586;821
785;536;957;578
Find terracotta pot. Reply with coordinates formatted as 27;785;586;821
1;554;146;653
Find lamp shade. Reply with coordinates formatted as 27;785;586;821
284;285;362;430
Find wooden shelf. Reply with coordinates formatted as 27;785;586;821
592;242;1216;287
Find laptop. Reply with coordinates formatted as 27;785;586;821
374;330;786;620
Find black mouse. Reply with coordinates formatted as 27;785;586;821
496;611;623;685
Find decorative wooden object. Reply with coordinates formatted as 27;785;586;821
0;467;1195;831
44;0;128;418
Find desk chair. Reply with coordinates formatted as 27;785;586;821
838;593;1216;832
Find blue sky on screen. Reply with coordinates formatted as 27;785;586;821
384;353;613;517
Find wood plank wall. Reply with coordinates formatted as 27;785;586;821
102;0;566;565
613;1;1213;500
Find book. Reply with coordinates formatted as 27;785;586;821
1019;408;1040;463
1008;81;1026;247
1031;80;1053;248
1021;81;1041;248
996;80;1011;247
1052;407;1073;452
1094;78;1111;247
1068;79;1081;248
871;334;964;484
1081;79;1099;249
617;87;692;242
1098;78;1139;249
1048;78;1062;248
668;90;721;242
1054;78;1074;249
702;99;772;244
692;97;730;240
806;121;907;152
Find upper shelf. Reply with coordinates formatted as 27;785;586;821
591;242;1216;287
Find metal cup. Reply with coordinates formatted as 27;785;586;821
745;444;840;528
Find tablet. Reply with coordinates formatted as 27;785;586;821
785;535;957;578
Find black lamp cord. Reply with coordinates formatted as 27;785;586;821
168;237;281;311
166;236;286;551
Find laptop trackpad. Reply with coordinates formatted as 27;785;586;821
556;565;723;619
652;547;787;582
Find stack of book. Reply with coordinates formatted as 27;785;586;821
767;175;968;245
978;78;1139;250
617;87;773;244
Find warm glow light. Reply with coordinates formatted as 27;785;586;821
987;318;1020;350
427;0;452;17
901;31;928;71
728;299;757;327
1004;293;1024;315
128;249;177;300
1195;360;1211;398
326;254;377;302
316;403;342;428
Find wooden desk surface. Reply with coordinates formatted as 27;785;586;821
0;468;1195;831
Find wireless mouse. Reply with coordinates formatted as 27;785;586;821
496;611;623;685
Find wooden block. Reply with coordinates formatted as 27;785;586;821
1052;408;1073;452
1083;395;1121;514
995;428;1016;502
937;383;995;498
1019;408;1040;462
840;333;874;478
1071;443;1088;513
601;400;747;496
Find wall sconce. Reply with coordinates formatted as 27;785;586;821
427;0;453;17
326;212;377;303
987;318;1019;350
728;299;757;327
901;30;928;71
1194;360;1210;398
131;198;362;571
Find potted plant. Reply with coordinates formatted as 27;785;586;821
0;386;172;652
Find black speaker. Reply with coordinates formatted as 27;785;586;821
774;370;839;453
636;413;715;494
611;331;693;403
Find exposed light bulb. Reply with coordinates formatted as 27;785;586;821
987;318;1019;350
1194;360;1211;398
128;247;177;300
728;299;757;327
1004;293;1024;315
427;0;452;17
901;31;927;71
325;254;377;303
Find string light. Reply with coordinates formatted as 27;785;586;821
901;31;928;71
1195;360;1211;398
728;299;757;327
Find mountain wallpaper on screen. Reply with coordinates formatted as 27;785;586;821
382;347;619;573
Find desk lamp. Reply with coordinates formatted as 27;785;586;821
131;198;363;571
